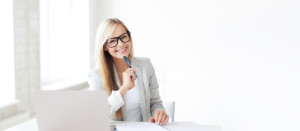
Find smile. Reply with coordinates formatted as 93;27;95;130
116;47;127;53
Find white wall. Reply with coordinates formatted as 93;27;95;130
99;0;300;131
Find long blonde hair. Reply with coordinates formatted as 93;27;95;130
94;18;134;120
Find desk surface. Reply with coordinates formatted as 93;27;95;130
5;118;221;131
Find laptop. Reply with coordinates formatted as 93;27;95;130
34;90;110;131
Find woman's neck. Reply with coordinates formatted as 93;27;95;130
113;57;129;73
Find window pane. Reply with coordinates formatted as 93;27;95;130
40;0;89;86
0;1;15;106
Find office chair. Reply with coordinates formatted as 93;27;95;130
162;101;175;122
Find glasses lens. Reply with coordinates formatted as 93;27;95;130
120;34;130;43
108;39;118;47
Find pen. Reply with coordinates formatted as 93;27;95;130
123;56;138;78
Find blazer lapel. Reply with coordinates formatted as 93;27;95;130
132;63;147;121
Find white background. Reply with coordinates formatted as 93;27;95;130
99;0;300;131
0;1;15;107
40;0;89;85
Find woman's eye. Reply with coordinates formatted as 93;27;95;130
109;40;116;43
121;36;127;39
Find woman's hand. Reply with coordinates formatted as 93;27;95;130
119;68;136;97
148;110;169;125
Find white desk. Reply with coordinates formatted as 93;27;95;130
5;118;38;131
5;118;221;131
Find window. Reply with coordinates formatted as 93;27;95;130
40;0;89;89
0;1;15;107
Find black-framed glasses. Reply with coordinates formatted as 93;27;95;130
105;31;131;48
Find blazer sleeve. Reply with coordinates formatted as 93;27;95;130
88;69;124;120
147;60;165;117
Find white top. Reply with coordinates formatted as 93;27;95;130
123;86;143;121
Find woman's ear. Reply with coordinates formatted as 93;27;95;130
103;45;108;51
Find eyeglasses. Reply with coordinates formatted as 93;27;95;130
105;31;131;48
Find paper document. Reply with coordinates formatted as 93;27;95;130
115;121;219;131
164;121;215;131
116;122;168;131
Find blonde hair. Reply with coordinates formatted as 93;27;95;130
94;18;134;120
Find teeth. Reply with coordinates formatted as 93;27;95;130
118;48;126;52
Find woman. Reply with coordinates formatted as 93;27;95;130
88;18;169;125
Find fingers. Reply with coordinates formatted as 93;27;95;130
125;68;136;81
157;111;164;125
154;110;160;124
149;111;169;125
129;70;136;81
148;117;155;123
153;110;169;125
162;115;169;125
121;68;137;91
126;68;136;73
129;82;135;90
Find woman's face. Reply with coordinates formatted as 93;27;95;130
104;24;131;60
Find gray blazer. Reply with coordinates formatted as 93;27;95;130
88;57;165;122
